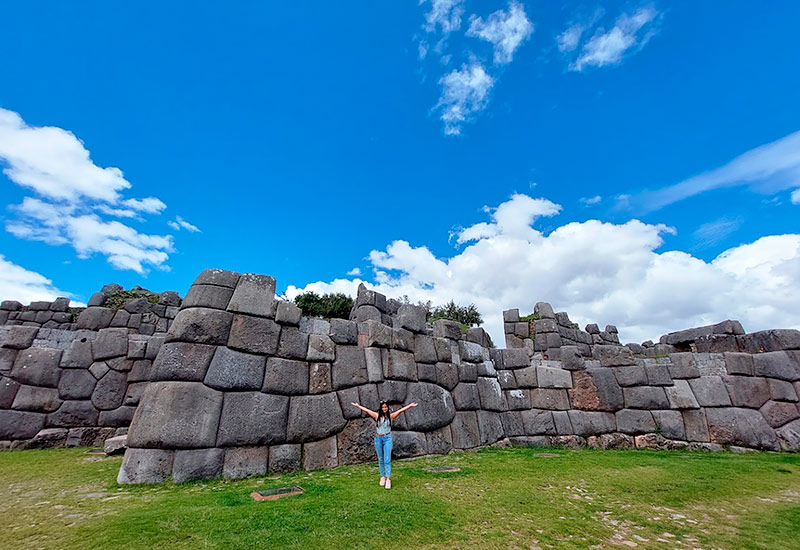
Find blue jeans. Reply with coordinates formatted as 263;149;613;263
375;434;393;477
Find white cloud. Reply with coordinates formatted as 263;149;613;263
0;107;183;273
580;195;602;205
630;130;800;212
790;188;800;204
466;1;533;64
435;63;495;135
286;194;800;347
168;216;201;233
557;23;584;53
693;217;742;248
0;255;84;306
422;0;465;36
569;6;660;71
347;267;362;276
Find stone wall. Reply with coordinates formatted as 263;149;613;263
114;269;800;484
0;285;182;449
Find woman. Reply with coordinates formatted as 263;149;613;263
350;400;418;489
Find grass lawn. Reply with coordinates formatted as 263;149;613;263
1;446;799;550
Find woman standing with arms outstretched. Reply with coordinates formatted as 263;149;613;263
351;401;417;489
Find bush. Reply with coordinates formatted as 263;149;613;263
429;300;483;327
294;292;353;320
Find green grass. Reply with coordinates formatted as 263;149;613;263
1;447;799;550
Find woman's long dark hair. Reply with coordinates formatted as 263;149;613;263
376;401;391;424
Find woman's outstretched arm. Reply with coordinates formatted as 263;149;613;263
350;402;379;420
390;402;418;420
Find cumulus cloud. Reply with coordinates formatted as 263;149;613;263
466;1;533;64
629;130;800;212
435;63;495;135
347;267;362;276
286;194;800;347
0;255;84;306
422;0;465;36
0;107;180;273
568;5;660;71
167;216;201;233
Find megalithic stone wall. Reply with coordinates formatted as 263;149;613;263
116;269;800;485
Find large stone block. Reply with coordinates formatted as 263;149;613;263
414;334;437;364
0;375;21;407
227;315;280;355
269;444;302;473
665;379;699;409
307;334;335;362
593;345;635;367
568;369;623;411
263;358;309;395
403;382;455;431
226;273;277;317
127;382;223;448
223;446;269;479
204;347;266;391
500;411;524;436
46;400;98;427
612;366;648;387
392;431;427;458
752;351;800;381
616;409;655;434
0;348;18;373
769;379;798;402
277;327;308;359
330;319;358;345
688;376;731;407
724;352;754;375
336;418;375;465
11;385;61;412
216;392;289;446
652;410;686;440
364;348;385;384
505;388;530;410
332;346;368;389
521;409;555;435
432;319;462;340
477;410;504;445
624;386;669;409
450;411;480;449
173;448;224;483
706;407;779;450
61;338;93;368
435;362;458;390
458;363;478;383
167;308;233;345
93;328;129;360
151;342;216;382
723;376;770;408
117;448;174;484
182;284;234;311
529;388;570;410
452;383;480;410
742;329;800;353
459;341;485;364
98;406;137;427
11;347;62;387
567;411;616;436
383;349;417;382
682;409;710;442
759;401;800;428
514;366;538;388
194;269;241;289
536;366;572;389
477;377;506;411
286;393;347;443
0;409;45;439
667;353;700;379
76;308;115;330
645;364;673;386
377;380;408;403
396;304;426;333
776;419;800;451
91;369;128;410
276;301;303;326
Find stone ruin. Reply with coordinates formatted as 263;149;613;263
1;268;799;485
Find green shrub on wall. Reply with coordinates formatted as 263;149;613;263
294;292;354;319
430;300;483;327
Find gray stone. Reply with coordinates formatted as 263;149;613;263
567;411;616;436
118;448;175;484
651;410;685;440
552;410;573;434
364;348;385;383
477;377;506;411
354;304;381;323
160;291;182;307
0;348;17;372
402;382;455;431
269;444;301;473
107;356;133;373
459;341;485;364
568;369;624;411
383;349;417;382
11;347;62;387
500;348;529;369
723;376;770;408
458;363;478;383
167;307;233;345
477;360;496;378
145;336;164;360
98;406;137;427
286;393;347;443
127;338;147;359
330;319;358;345
173;448;224;483
303;436;339;471
452;383;480;410
276;301;302;326
477;410;504;444
217;392;289;446
223;446;269;479
307;334;335;362
377;380;408;403
425;425;453;455
76;308;115;330
388;328;411;351
521;409;555;435
668;353;700;378
127;382;223;448
706;407;779;450
665;379;700;409
309;362;332;394
753;351;800;381
396;304;426;333
768;378;798;402
335;417;375;465
226;273;277;317
277;327;308;360
612;366;648;387
433;337;452;362
683;409;710;442
536;366;572;389
534;302;555;319
330;346;368;389
529;388;570;410
263;358;309;395
182;284;234;310
503;309;520;323
103;434;128;455
688;376;731;407
497;370;516;390
46;400;98;427
0;375;21;407
759;401;800;428
11;385;61;412
742;329;800;353
392;431;427;458
434;362;457;390
775;418;800;451
61;338;93;368
432;319;462;340
646;364;673;386
514;366;538;388
593;345;635;367
450;411;480;449
417;362;437;383
299;318;331;335
500;411;525;436
616;409;655;434
195;268;241;288
337;386;361;420
0;410;45;439
227;315;280;355
358;320;392;348
151;342;216;382
624;386;669;409
128;360;153;383
413;334;437;364
204;347;265;391
534;319;557;333
124;382;148;405
724;352;754;375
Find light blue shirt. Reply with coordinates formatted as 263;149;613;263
376;418;391;436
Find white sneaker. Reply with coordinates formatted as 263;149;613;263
385;479;391;490
379;476;386;486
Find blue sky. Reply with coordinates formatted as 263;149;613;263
1;1;799;344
